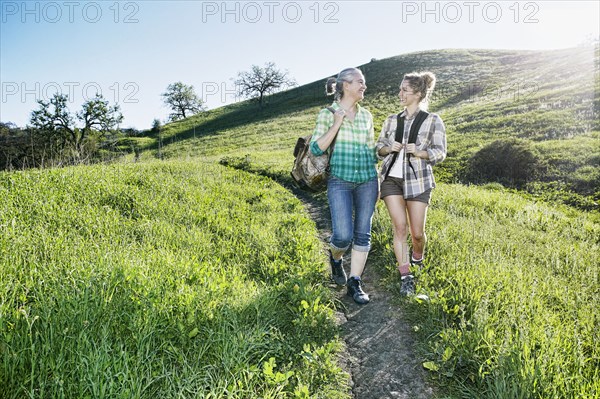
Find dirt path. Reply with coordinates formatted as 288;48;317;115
291;187;436;399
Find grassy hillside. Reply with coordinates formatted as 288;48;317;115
0;161;349;398
371;184;599;398
2;47;598;399
125;47;599;398
134;47;598;208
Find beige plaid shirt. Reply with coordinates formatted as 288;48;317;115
376;109;447;199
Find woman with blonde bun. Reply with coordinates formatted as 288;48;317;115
376;71;447;296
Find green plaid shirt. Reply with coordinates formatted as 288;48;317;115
309;102;377;183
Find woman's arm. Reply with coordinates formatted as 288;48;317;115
375;116;393;159
310;108;345;155
405;114;446;164
425;114;446;165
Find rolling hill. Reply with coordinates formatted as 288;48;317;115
137;46;599;208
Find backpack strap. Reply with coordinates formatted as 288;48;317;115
408;111;429;144
385;113;405;178
385;110;430;179
406;110;429;178
394;112;404;143
326;106;338;154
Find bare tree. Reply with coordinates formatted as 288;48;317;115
234;62;296;109
161;82;205;121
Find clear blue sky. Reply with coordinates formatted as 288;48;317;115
1;0;598;130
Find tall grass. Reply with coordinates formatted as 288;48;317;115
371;183;600;398
0;161;349;398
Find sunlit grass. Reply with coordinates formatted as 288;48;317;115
2;46;598;399
0;161;350;398
371;183;600;398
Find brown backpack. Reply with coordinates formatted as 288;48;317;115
290;107;336;192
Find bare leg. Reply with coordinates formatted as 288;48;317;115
383;195;410;270
406;201;429;259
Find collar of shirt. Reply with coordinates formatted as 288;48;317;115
400;107;423;121
331;101;363;115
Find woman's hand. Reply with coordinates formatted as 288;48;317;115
405;143;417;154
333;109;346;125
390;141;403;153
405;144;429;159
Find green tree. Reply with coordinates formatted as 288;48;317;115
29;93;74;150
77;94;124;150
151;118;162;133
161;82;204;121
467;138;545;188
30;93;123;160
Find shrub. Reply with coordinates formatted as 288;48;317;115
466;138;545;188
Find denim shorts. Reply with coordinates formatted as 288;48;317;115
380;176;431;204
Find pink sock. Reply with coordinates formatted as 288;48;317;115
412;252;423;261
398;262;410;276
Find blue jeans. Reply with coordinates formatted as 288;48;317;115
327;176;379;253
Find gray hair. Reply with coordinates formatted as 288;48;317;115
325;67;363;101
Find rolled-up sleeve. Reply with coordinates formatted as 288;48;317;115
376;116;393;161
426;115;447;166
309;109;334;156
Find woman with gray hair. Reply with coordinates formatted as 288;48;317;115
376;71;447;296
310;67;378;305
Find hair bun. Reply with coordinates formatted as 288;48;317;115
421;71;436;92
325;77;337;96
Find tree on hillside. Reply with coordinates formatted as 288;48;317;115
151;118;162;134
161;82;205;121
30;93;74;150
30;93;123;160
234;62;296;109
78;95;123;136
77;94;124;149
466;138;546;188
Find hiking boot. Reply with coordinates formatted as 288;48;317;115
330;252;347;286
346;276;370;304
400;275;416;296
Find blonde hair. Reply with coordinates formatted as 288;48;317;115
403;71;436;110
325;67;363;101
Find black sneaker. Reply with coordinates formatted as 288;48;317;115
400;275;416;296
410;256;424;270
346;276;370;304
330;252;347;286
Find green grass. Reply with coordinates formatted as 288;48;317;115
371;184;600;398
0;161;349;398
2;46;599;398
